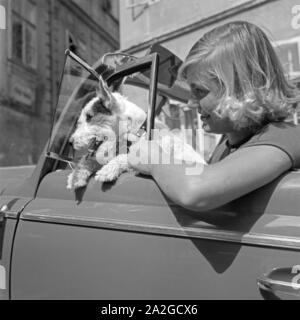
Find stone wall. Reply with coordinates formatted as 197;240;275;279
0;105;51;166
0;0;119;167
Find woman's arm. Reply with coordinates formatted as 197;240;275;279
129;140;292;212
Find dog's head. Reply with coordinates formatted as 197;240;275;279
70;76;146;163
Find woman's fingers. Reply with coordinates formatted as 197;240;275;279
128;138;157;175
125;132;139;142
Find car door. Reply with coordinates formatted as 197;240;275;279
9;168;300;299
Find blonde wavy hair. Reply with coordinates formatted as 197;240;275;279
179;21;300;130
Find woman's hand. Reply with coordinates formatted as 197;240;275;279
128;137;162;176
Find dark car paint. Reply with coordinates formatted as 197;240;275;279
11;218;300;299
20;169;300;245
2;149;300;300
7;169;300;299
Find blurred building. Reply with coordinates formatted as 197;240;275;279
0;0;119;166
120;0;300;159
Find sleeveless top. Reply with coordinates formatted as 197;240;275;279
208;122;300;169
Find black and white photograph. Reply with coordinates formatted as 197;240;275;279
1;0;300;304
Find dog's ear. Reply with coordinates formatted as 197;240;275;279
97;76;113;104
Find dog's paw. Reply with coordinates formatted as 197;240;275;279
67;173;89;189
67;173;74;190
73;179;88;189
66;183;73;190
95;163;121;182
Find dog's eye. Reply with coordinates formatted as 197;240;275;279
93;100;112;115
86;114;93;122
192;88;209;100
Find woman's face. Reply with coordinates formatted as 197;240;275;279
186;65;234;134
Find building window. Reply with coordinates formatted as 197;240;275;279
11;0;37;69
102;0;118;22
102;0;112;13
273;37;300;80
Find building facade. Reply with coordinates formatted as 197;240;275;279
120;0;300;159
0;0;119;166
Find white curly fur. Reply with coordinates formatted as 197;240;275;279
67;77;206;188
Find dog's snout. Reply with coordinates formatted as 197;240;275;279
69;135;80;149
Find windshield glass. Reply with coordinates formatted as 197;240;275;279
46;48;220;169
47;54;98;157
46;51;159;168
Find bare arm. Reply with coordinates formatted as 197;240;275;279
151;145;292;212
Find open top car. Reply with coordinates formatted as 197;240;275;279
1;45;300;300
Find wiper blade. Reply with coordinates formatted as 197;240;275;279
46;151;75;169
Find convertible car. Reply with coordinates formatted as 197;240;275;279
1;45;300;300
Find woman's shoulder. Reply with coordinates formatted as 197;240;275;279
241;121;300;168
250;121;300;139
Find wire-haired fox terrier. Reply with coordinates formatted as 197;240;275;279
67;76;206;190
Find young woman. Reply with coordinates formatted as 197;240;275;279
128;21;300;212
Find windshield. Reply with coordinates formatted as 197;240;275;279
46;47;220;170
46;51;158;168
47;53;99;166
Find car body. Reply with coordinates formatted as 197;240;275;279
1;45;300;300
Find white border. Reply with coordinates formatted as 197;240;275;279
0;265;6;290
0;5;6;29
